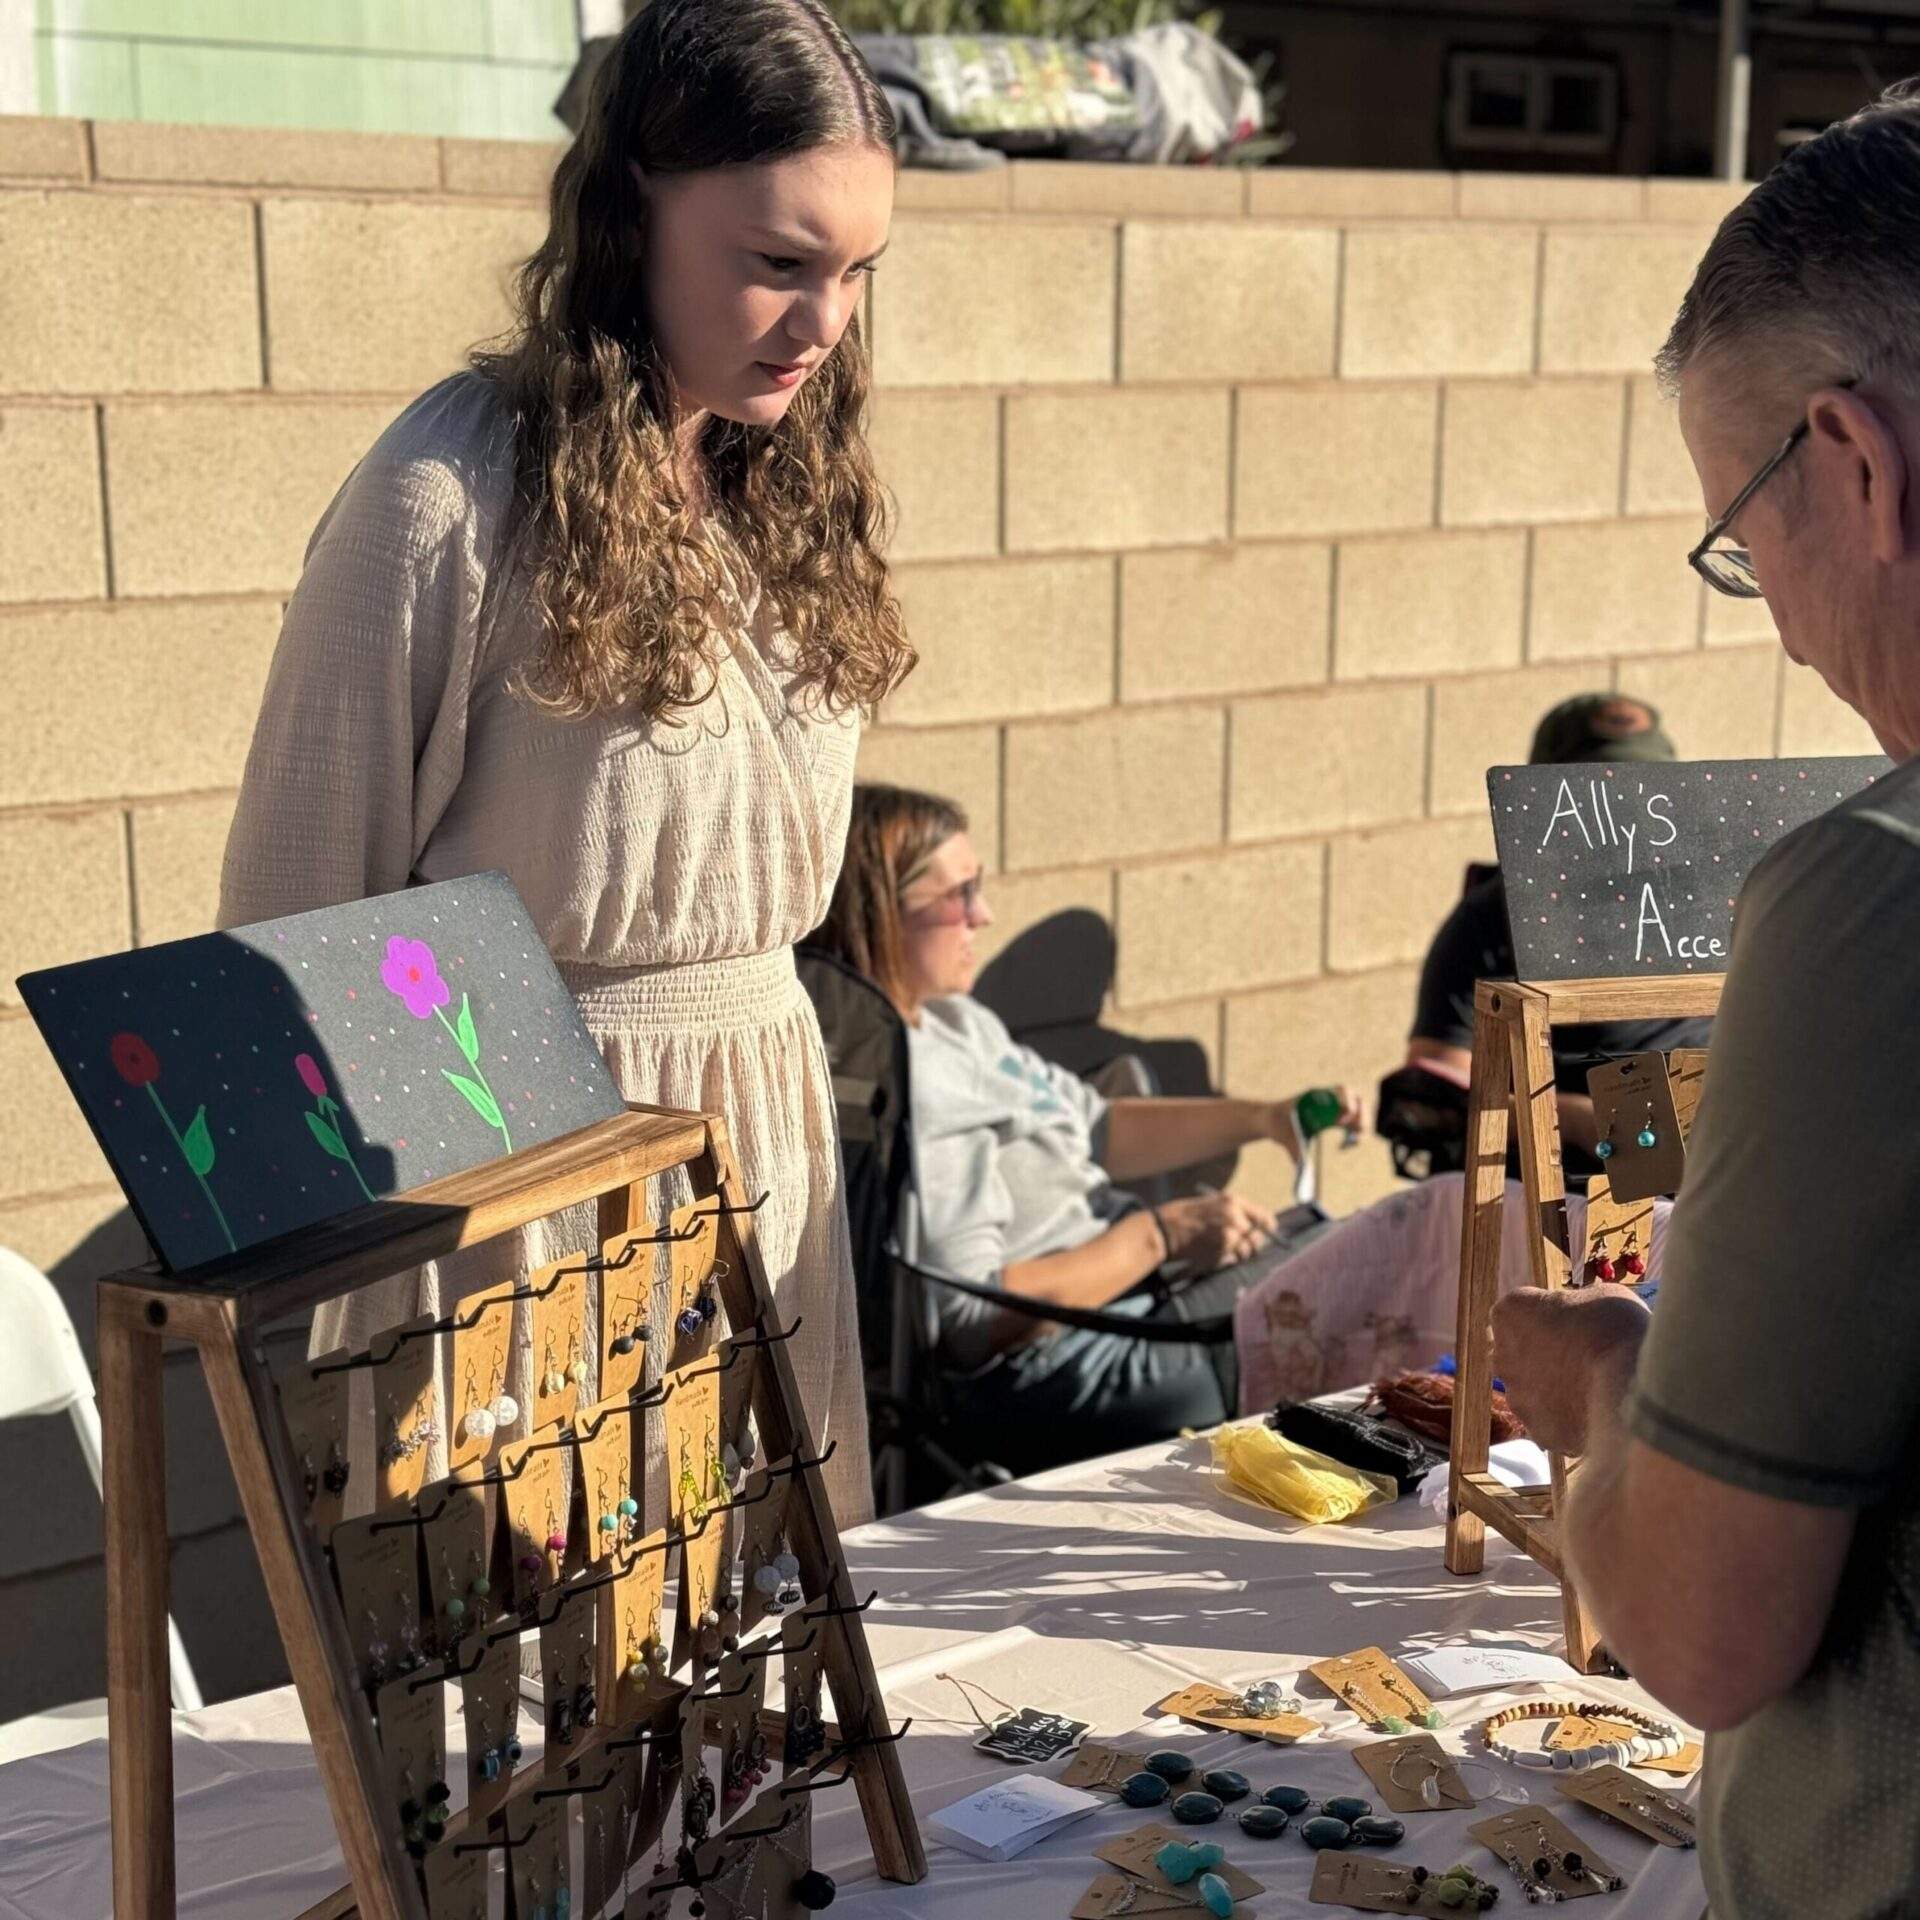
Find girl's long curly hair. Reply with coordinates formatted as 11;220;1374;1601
475;0;913;723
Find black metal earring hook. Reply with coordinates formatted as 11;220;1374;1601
688;1190;770;1222
366;1488;452;1533
454;1824;531;1855
604;1722;678;1756
408;1637;489;1690
777;1716;913;1794
734;1624;816;1663
799;1584;879;1623
675;1314;801;1384
574;1375;675;1438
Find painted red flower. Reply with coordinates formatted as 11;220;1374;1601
294;1052;328;1099
110;1032;160;1087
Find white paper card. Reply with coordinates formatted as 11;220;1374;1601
1403;1646;1578;1698
926;1775;1104;1861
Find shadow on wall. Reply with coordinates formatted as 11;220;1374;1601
973;907;1236;1195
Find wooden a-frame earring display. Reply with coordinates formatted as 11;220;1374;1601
1443;974;1723;1674
99;1102;925;1920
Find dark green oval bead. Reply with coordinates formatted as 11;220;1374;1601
1120;1771;1171;1807
1263;1785;1313;1813
1172;1792;1225;1826
1145;1750;1195;1783
1352;1815;1405;1847
1300;1816;1354;1851
1200;1768;1250;1803
1324;1795;1374;1824
1237;1805;1290;1839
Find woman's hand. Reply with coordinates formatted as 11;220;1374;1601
1267;1086;1364;1161
1157;1192;1278;1270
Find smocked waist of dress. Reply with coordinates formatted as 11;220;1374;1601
556;947;807;1034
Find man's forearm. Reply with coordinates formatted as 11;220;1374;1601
1560;1335;1650;1654
1101;1098;1278;1181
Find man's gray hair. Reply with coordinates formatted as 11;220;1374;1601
1658;80;1920;401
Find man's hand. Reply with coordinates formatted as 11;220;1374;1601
1492;1284;1651;1454
1158;1191;1277;1269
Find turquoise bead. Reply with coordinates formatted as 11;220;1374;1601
598;1513;618;1533
1301;1816;1353;1850
1380;1714;1410;1734
445;1595;466;1620
1324;1796;1373;1824
1154;1841;1204;1885
1198;1871;1234;1918
1595;1140;1614;1160
1200;1768;1250;1803
1421;1708;1443;1730
470;1576;490;1597
1145;1749;1195;1783
618;1497;639;1517
1121;1772;1170;1807
1264;1785;1312;1814
1173;1792;1224;1825
1637;1127;1657;1149
1237;1806;1290;1839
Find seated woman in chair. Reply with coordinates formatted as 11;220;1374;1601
812;782;1356;1476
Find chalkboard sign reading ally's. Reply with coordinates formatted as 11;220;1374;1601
1489;756;1888;982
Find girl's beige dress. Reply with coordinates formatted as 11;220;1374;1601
218;373;872;1524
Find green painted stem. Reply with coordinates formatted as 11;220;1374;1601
434;1004;513;1153
146;1080;236;1253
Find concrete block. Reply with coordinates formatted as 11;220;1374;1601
1230;682;1427;840
1529;519;1702;662
1334;529;1526;680
95;121;440;190
0;191;259;395
1441;378;1624;527
1235;382;1437;539
440;137;565;198
1779;664;1881;756
129;795;239;948
1428;662;1614;817
1248;168;1456;221
1341;225;1539;378
1456;174;1645;221
1011;161;1243;218
1004;704;1226;869
1702;582;1779;649
0;1015;113;1202
871;215;1116;387
887;556;1113;726
1005;387;1230;552
1223;963;1420;1096
892;169;1011;212
105;399;393;597
855;725;1002;870
0;118;88;180
1628;646;1780;759
1327;815;1496;971
1120;542;1330;703
1108;995;1222;1081
970;866;1113;976
0;811;129;1007
1644;179;1752;225
866;390;999;564
0;600;281;805
1116;841;1323;1006
1538;226;1712;374
0;405;106;603
261;197;544;393
1623;375;1701;517
1120;222;1337;382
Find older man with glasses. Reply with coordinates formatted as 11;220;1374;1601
1492;85;1920;1920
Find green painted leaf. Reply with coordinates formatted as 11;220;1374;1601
442;1068;503;1130
181;1105;216;1177
455;992;479;1065
306;1111;353;1162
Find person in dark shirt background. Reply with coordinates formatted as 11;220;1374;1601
1386;692;1713;1181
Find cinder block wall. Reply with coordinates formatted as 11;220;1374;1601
0;121;1878;1269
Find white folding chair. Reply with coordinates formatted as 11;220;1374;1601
0;1246;203;1712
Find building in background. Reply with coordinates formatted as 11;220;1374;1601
1222;0;1917;179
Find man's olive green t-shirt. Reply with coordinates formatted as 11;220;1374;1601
1628;754;1920;1920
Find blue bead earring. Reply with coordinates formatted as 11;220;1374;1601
1636;1102;1658;1150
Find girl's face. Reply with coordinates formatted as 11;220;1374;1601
898;833;993;1015
639;142;894;429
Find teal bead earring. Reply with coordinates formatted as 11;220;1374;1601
1595;1116;1615;1161
1636;1102;1658;1150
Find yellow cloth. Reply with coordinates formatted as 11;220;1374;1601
1210;1421;1397;1525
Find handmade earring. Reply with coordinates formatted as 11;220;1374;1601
785;1691;827;1768
622;1605;671;1687
768;1813;835;1911
574;1650;598;1732
549;1661;575;1747
1618;1232;1647;1279
440;1546;491;1631
541;1335;566;1398
1385;1865;1497;1911
1533;1843;1621;1895
362;1608;391;1690
722;1424;758;1483
1636;1103;1658;1151
704;1427;728;1511
377;1412;438;1468
398;1757;451;1858
458;1359;519;1446
677;1263;724;1336
544;1497;567;1575
1583;1244;1616;1284
684;1762;718;1844
565;1331;588;1394
1631;1797;1695;1846
1594;1117;1616;1162
608;1295;652;1358
754;1545;804;1615
322;1438;350;1497
677;1435;708;1525
475;1698;524;1783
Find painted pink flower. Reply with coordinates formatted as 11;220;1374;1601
381;936;450;1020
110;1032;161;1087
294;1052;328;1099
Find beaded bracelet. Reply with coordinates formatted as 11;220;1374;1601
1480;1699;1684;1772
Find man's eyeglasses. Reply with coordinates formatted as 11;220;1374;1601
901;873;984;927
1688;377;1857;599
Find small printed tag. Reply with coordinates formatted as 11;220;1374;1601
1587;1052;1685;1205
1546;1713;1641;1751
1641;1740;1702;1776
1307;1648;1432;1730
530;1250;591;1430
370;1316;439;1507
1309;1852;1471;1916
972;1706;1089;1765
446;1279;517;1469
1155;1680;1316;1745
1469;1806;1622;1901
1352;1734;1473;1813
1062;1741;1152;1793
278;1352;351;1532
599;1226;658;1403
1557;1762;1698;1849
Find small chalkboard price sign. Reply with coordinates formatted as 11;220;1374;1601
1489;755;1888;981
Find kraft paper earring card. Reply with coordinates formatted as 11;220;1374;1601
16;870;624;1273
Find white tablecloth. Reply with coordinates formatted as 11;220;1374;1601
0;1428;1708;1918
